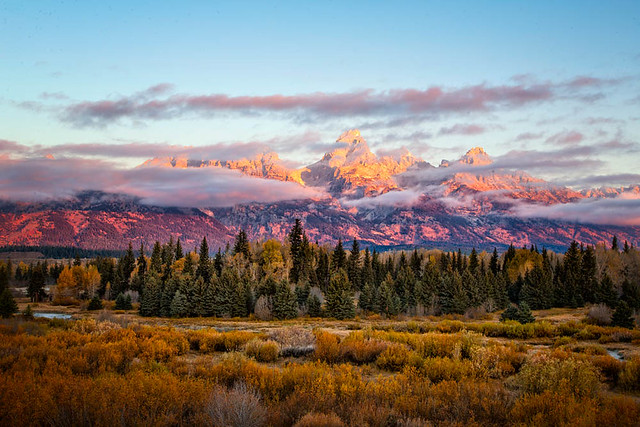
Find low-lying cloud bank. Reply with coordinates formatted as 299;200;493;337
511;194;640;226
0;156;326;207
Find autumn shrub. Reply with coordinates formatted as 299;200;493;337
313;330;340;363
339;336;388;364
595;395;640;426
206;382;267;427
590;355;623;383
618;356;640;391
510;389;597;427
189;329;258;353
517;355;601;398
294;412;346;427
571;344;608;356
245;339;280;362
472;343;526;379
376;343;422;371
552;336;575;348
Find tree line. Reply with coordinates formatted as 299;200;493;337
1;220;639;325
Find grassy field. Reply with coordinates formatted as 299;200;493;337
1;298;639;426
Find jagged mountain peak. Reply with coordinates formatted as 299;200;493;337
336;129;366;145
460;146;492;165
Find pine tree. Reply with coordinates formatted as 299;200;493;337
316;251;330;291
114;293;132;310
580;245;598;304
347;238;361;290
468;248;479;273
87;295;103;310
175;239;184;260
358;281;374;312
377;273;400;316
410;249;422;280
331;239;347;272
213;249;224;277
0;289;18;318
621;280;640;310
325;270;355;319
623;240;630;254
288;219;304;283
139;273;162;317
307;293;322;317
27;263;46;303
170;290;189;318
611;301;634;329
196;237;213;283
489;248;500;275
0;263;9;294
272;280;298;320
597;273;619;308
439;271;469;314
611;236;619;251
563;241;583;307
233;230;251;260
137;243;147;275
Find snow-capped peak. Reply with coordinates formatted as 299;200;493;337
460;147;492;166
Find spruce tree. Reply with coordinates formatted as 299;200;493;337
272;280;298;320
611;236;619;251
621;280;640;310
489;248;500;275
139;273;162;317
325;270;355;319
87;295;103;310
175;239;184;260
114;293;132;310
468;248;479;273
0;264;9;294
597;273;619;308
0;289;18;318
170;290;189;318
358;281;374;312
611;301;634;329
196;237;213;283
377;273;400;316
347;238;361;289
288;219;304;283
234;230;251;260
331;239;347;272
307;293;322;317
439;271;469;314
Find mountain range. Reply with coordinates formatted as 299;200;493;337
1;129;639;252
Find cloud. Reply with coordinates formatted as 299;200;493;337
545;130;584;145
0;156;326;207
512;195;640;226
342;188;425;209
560;173;640;188
0;139;30;154
36;75;616;127
438;124;486;136
515;132;544;141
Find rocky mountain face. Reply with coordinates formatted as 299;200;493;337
1;130;639;251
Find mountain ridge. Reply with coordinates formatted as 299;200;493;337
1;130;639;251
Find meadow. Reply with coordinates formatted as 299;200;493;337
1;302;639;427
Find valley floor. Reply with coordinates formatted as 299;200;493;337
2;299;640;426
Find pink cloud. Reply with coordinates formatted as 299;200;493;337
438;124;486;136
0;156;326;207
48;75;615;127
545;130;584;145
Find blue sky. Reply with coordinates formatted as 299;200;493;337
1;0;639;186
